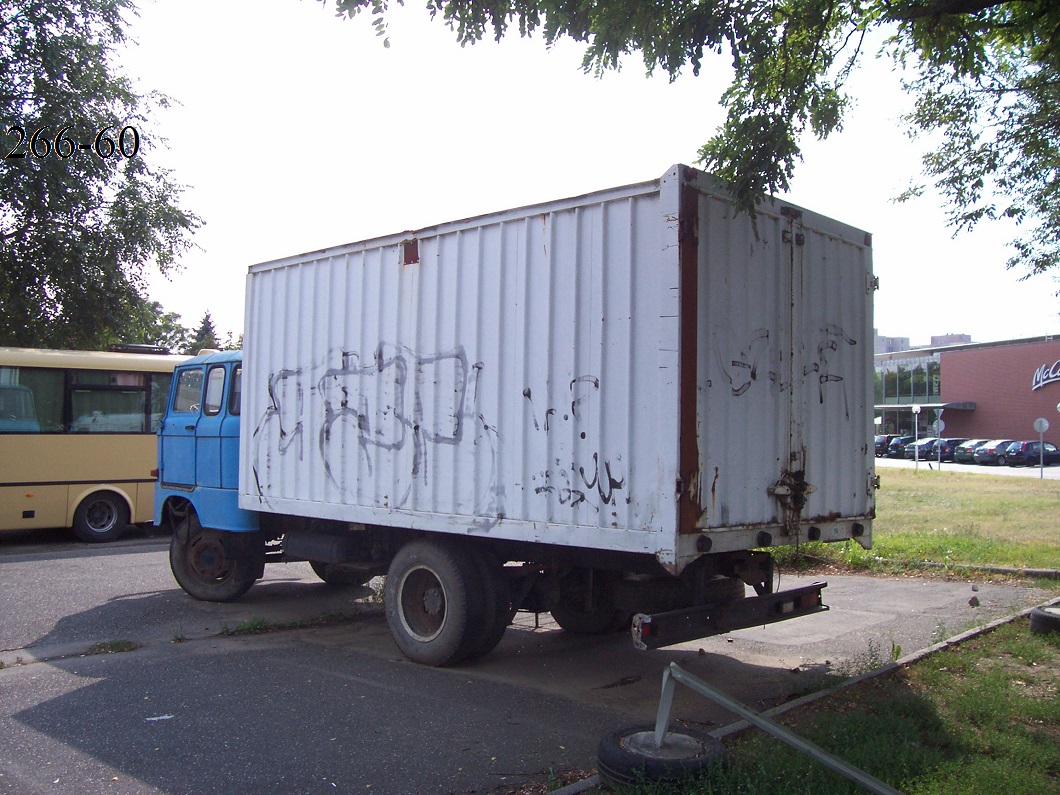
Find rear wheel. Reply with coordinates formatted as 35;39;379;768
170;515;258;602
463;548;512;661
72;491;129;543
309;561;372;588
550;569;624;635
384;539;486;666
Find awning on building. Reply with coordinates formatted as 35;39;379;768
873;402;976;411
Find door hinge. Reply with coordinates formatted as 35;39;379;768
868;275;880;293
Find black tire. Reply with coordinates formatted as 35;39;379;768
463;548;512;661
309;561;372;588
550;569;624;635
72;491;129;543
170;515;259;602
597;723;726;787
384;539;486;667
996;455;1007;466
1029;605;1060;635
700;575;747;603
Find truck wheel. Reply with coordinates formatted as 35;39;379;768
170;515;258;602
384;539;486;666
1029;605;1060;635
550;569;623;635
597;723;726;787
72;491;129;543
463;548;512;661
309;561;371;588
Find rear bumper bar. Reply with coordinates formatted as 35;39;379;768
631;582;828;650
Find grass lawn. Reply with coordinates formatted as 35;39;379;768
775;468;1060;575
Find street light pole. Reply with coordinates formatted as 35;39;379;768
912;404;921;471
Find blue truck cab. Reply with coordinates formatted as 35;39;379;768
155;350;265;600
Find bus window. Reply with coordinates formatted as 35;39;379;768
0;385;40;432
0;346;187;540
70;388;149;432
203;367;226;416
173;369;205;413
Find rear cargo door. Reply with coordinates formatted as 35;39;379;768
689;175;873;541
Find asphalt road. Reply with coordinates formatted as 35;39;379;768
0;533;1055;794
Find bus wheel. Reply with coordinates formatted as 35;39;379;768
170;516;257;602
72;491;129;543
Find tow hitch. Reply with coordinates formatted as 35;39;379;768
631;582;828;651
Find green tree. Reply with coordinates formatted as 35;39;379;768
115;298;191;353
0;0;201;350
183;311;221;355
330;0;1060;279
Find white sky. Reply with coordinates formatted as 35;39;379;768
123;0;1060;347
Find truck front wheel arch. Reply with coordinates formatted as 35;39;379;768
170;513;260;602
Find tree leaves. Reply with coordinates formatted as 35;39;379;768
327;0;1060;279
0;0;201;350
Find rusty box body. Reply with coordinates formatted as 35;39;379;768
240;165;875;574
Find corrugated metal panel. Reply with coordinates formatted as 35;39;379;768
691;170;874;549
240;165;874;569
241;176;683;556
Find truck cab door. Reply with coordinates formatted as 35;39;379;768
194;365;228;489
159;366;204;489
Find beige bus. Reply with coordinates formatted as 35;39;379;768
0;346;184;542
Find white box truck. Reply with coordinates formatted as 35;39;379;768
156;164;877;666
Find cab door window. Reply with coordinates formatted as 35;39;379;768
203;367;226;416
173;369;204;413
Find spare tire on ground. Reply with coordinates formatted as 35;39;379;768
1029;604;1060;635
597;723;726;787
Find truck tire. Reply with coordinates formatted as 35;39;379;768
170;515;258;603
384;539;487;667
309;561;372;588
550;569;624;635
597;723;726;787
72;491;129;543
463;548;512;661
1029;605;1060;635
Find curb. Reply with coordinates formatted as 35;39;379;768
873;559;1060;580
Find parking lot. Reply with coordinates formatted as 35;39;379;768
875;453;1060;478
0;530;1054;794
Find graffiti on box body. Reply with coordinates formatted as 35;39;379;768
524;375;626;513
713;325;856;408
252;343;503;525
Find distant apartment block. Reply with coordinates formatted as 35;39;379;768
874;332;911;355
930;333;973;347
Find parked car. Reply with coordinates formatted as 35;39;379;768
1004;440;1060;467
887;435;916;458
874;434;901;457
973;439;1016;465
953;439;989;464
905;437;938;460
932;437;969;462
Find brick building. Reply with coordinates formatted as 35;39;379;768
875;335;1060;445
